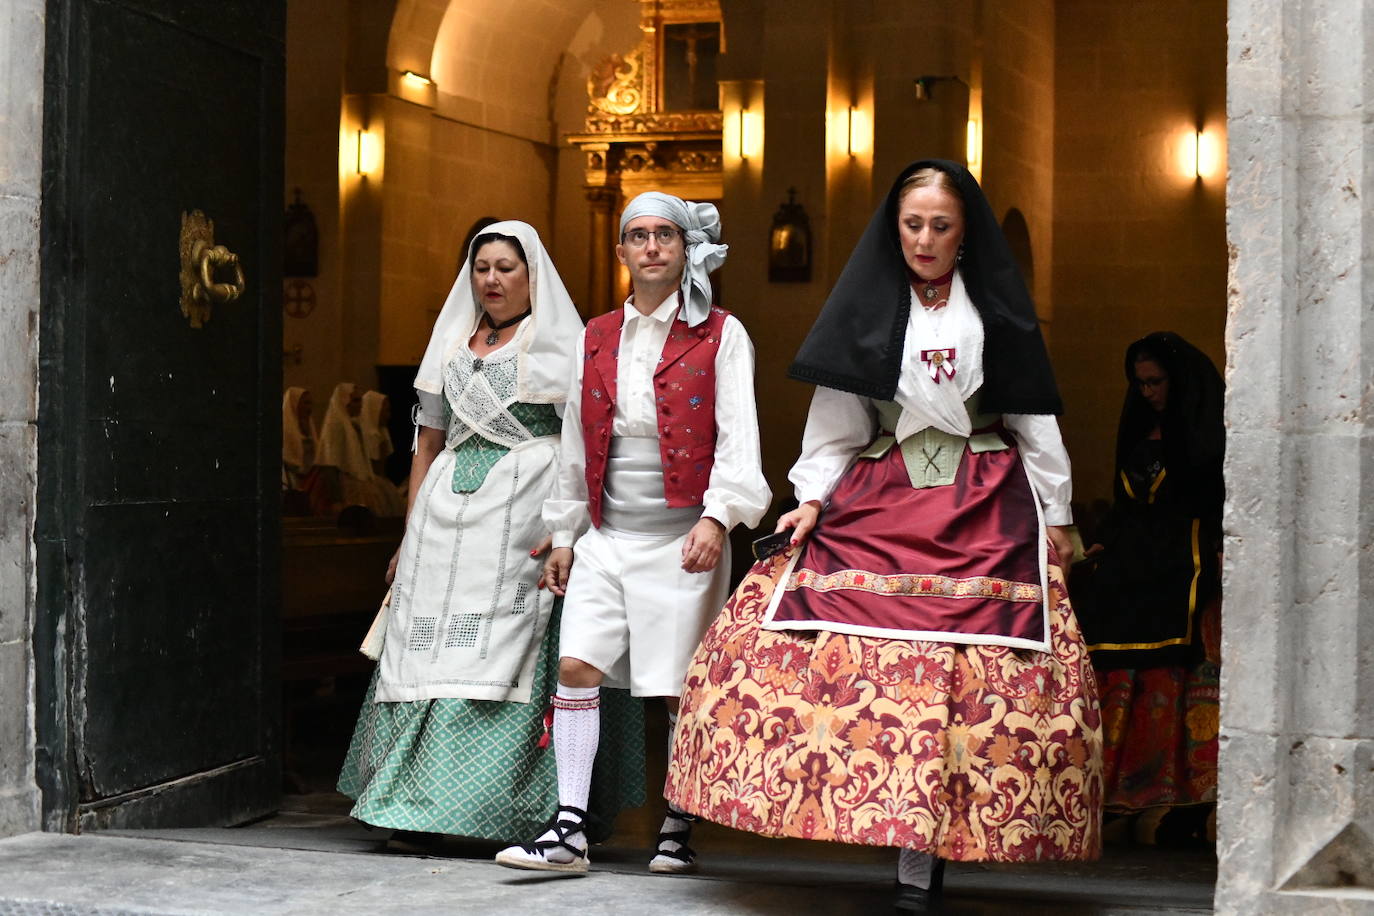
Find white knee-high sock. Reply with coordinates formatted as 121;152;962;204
553;683;601;814
897;848;936;889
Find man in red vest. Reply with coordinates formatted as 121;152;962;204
496;191;771;875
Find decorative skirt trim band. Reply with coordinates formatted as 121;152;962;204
788;567;1042;603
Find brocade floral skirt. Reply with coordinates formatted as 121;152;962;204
665;550;1103;862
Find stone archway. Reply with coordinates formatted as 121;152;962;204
387;0;449;77
1000;207;1034;292
366;0;642;366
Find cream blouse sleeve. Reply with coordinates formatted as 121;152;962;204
1004;412;1074;526
700;315;772;531
787;386;879;507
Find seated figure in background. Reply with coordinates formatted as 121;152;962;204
317;382;405;518
282;386;319;515
360;390;396;479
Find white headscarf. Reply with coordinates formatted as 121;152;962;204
281;387;317;472
618;191;728;327
360;391;395;462
316;383;372;479
414;220;583;403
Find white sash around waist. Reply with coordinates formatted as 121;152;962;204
602;436;700;540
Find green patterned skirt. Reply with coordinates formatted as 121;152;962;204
338;603;647;840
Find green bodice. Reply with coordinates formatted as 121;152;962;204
450;402;560;493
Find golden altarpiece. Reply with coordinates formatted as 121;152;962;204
567;0;724;314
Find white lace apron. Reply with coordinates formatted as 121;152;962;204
376;343;560;703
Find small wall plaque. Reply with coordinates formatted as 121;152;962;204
284;187;318;278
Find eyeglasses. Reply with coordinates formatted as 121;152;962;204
1135;375;1167;391
621;228;682;247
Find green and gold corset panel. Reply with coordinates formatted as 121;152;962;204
859;395;1009;489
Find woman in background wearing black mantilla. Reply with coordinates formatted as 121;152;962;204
1074;332;1224;846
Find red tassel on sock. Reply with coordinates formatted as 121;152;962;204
536;706;554;749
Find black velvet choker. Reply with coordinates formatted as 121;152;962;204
482;307;531;345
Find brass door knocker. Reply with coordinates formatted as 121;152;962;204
179;210;246;328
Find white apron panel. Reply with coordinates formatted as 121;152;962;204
376;437;559;703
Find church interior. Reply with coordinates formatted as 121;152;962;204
278;0;1225;867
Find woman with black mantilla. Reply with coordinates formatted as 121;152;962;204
1075;331;1224;843
665;160;1103;913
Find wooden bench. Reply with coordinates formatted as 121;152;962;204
281;516;403;791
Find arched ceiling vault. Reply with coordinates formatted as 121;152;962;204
389;0;613;126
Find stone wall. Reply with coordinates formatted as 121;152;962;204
373;95;559;366
373;0;643;365
0;0;43;838
718;0;833;498
979;0;1055;322
283;0;621;395
1050;0;1227;507
1216;1;1374;911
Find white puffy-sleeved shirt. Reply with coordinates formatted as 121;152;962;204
544;293;772;548
788;274;1073;526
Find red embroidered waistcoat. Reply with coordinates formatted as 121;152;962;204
581;305;730;529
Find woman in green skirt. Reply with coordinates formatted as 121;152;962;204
339;221;644;841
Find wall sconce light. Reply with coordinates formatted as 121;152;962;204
402;71;432;87
355;128;380;176
846;106;871;157
966;118;982;169
1181;128;1219;180
731;108;761;161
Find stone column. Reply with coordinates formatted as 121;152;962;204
585;186;618;317
0;0;44;837
1217;0;1374;911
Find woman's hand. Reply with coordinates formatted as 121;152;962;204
775;501;822;548
1047;525;1074;572
544;547;574;596
385;547;400;586
530;535;553;587
682;518;726;573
